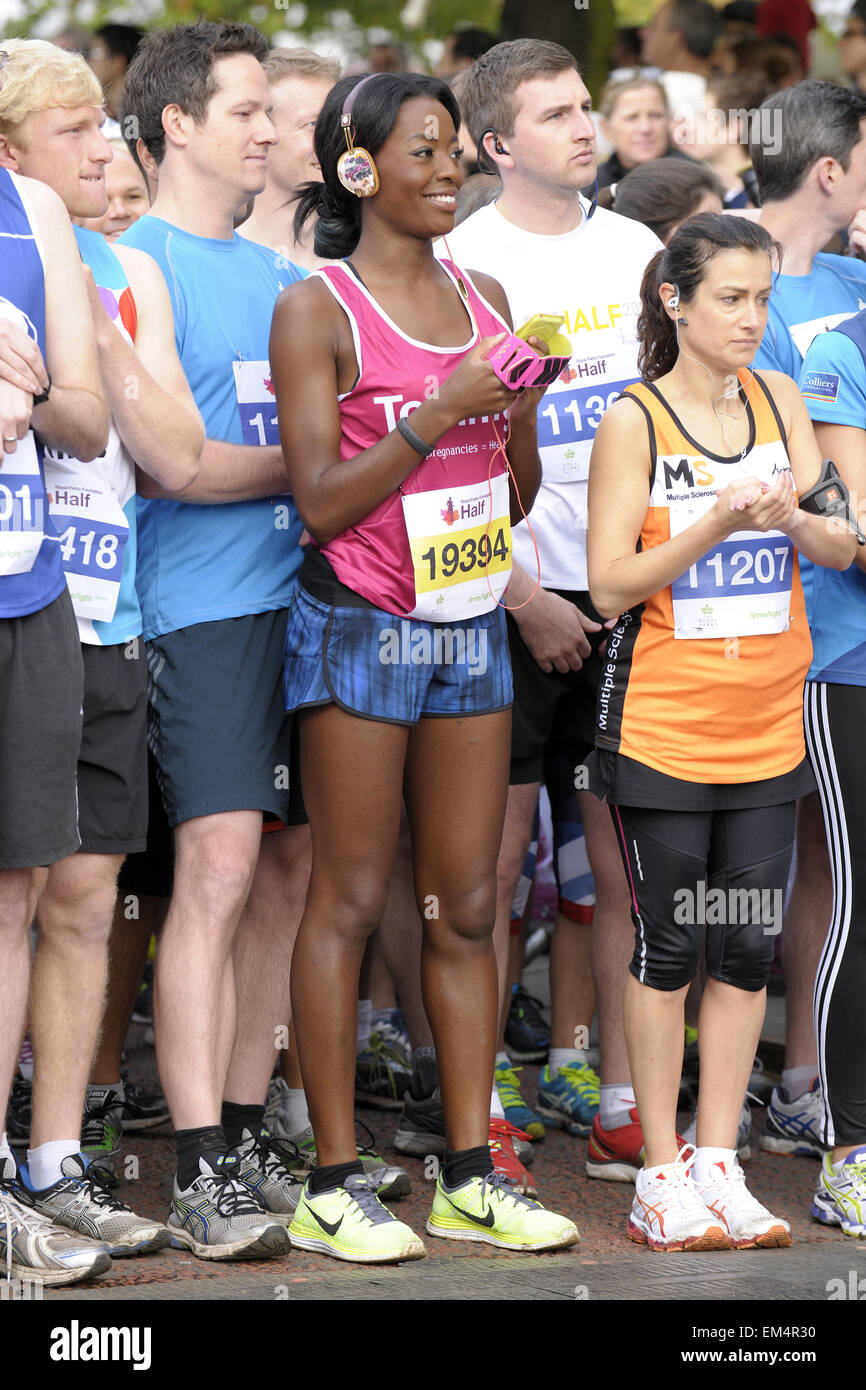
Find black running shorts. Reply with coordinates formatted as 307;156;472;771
0;588;83;869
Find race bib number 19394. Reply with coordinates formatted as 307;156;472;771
401;473;512;622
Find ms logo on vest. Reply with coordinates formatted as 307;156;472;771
662;457;716;490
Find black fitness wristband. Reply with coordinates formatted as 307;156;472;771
396;414;434;458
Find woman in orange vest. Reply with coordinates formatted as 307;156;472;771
586;212;855;1252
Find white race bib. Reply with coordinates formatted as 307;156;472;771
666;451;793;639
401;473;512;621
0;433;47;576
233;359;280;447
44;456;129;625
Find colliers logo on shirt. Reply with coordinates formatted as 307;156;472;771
801;372;840;404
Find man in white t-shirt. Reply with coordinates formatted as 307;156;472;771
445;39;663;1182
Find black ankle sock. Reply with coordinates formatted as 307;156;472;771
175;1125;227;1189
221;1101;265;1147
443;1145;493;1188
307;1159;364;1195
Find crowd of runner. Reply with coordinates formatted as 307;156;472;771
2;0;866;1285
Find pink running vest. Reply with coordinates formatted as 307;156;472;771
315;260;511;618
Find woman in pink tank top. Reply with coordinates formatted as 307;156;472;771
271;72;578;1262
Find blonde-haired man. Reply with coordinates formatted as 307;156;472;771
239;47;339;270
0;38;203;1263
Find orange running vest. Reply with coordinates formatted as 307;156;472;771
595;370;812;784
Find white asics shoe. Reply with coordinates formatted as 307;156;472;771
628;1148;730;1252
694;1157;791;1249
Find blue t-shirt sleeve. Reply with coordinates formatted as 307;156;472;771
799;331;866;428
754;305;797;376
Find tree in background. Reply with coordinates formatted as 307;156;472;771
6;0;616;100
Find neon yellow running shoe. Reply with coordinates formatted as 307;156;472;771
289;1173;426;1264
427;1171;579;1251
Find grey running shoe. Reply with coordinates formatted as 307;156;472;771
394;1087;447;1157
167;1153;291;1260
20;1154;168;1258
81;1086;124;1186
683;1098;753;1161
282;1121;411;1201
394;1088;533;1166
760;1081;826;1158
120;1074;170;1132
355;1029;412;1110
235;1127;303;1225
0;1154;111;1287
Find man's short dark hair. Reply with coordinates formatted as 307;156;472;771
122;19;267;166
450;26;497;65
668;0;724;61
459;39;578;146
750;80;866;204
94;23;145;69
851;0;866;26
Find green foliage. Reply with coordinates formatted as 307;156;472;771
5;0;504;44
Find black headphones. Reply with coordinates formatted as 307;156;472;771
477;127;506;175
478;126;598;220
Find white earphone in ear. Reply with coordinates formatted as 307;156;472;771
668;295;679;309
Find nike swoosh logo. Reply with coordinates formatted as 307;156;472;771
445;1196;495;1228
308;1207;343;1238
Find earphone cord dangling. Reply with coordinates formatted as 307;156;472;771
440;233;542;611
671;289;754;468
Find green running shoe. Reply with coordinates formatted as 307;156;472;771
289;1173;426;1264
812;1145;866;1237
427;1170;579;1251
80;1086;124;1186
495;1060;546;1141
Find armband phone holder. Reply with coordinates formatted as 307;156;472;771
485;313;572;391
798;458;866;546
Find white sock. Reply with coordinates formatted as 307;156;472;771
356;999;372;1052
490;1084;505;1120
599;1084;636;1130
691;1146;736;1186
781;1067;816;1102
489;1051;510;1119
27;1140;80;1190
0;1132;13;1163
548;1047;587;1073
282;1088;310;1136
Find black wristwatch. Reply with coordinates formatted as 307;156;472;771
32;373;51;407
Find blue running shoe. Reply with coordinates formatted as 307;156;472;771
537;1061;600;1137
494;1060;546;1141
760;1080;826;1159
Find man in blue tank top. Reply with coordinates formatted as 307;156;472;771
0;38;205;1259
749;80;866;1163
0;147;112;1285
119;20;309;1259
